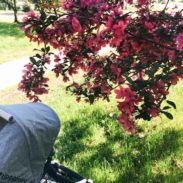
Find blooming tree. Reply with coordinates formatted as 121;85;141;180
19;0;183;133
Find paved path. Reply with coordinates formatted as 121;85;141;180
0;56;56;91
0;58;29;91
0;12;25;21
0;45;116;91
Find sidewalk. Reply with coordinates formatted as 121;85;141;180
0;57;55;92
0;45;116;91
0;12;25;22
0;58;29;91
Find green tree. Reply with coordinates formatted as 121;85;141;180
28;0;60;11
0;0;18;22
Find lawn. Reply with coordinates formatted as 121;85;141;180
0;74;183;183
0;5;183;182
0;20;36;64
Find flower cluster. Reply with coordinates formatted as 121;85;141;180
20;0;183;133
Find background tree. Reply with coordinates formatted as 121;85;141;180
27;0;60;11
0;0;18;22
19;0;183;133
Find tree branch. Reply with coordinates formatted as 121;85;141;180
162;0;170;12
126;30;180;52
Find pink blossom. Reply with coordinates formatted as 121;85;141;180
119;114;136;134
168;50;175;60
149;107;160;117
54;55;60;62
20;0;183;133
114;86;125;99
138;0;151;7
27;10;40;20
170;73;179;85
72;17;82;32
176;33;183;51
126;0;133;5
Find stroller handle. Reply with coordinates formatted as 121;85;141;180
0;109;13;122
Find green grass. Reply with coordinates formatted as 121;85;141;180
0;21;36;63
0;75;183;183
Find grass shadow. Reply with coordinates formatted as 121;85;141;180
55;117;92;162
55;106;183;183
0;21;24;38
116;129;183;183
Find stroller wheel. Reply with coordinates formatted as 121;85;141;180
42;161;93;183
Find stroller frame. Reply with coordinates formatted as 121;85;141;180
42;149;93;183
0;105;93;183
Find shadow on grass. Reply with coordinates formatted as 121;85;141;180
55;108;183;183
56;117;92;161
0;22;24;38
116;129;183;183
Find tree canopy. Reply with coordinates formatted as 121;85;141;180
19;0;183;133
0;0;18;22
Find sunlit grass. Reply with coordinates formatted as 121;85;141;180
0;74;182;182
1;4;183;182
0;20;36;63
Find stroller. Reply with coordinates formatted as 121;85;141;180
0;103;93;183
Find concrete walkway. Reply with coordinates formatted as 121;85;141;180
0;56;56;91
0;45;117;92
0;58;29;91
0;12;25;22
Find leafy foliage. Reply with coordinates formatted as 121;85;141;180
19;0;183;133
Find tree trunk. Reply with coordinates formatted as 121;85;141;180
1;0;19;22
13;0;18;23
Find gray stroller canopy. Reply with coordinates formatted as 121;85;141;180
0;103;61;183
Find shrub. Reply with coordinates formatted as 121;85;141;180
22;4;31;12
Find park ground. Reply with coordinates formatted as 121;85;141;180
0;6;183;183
